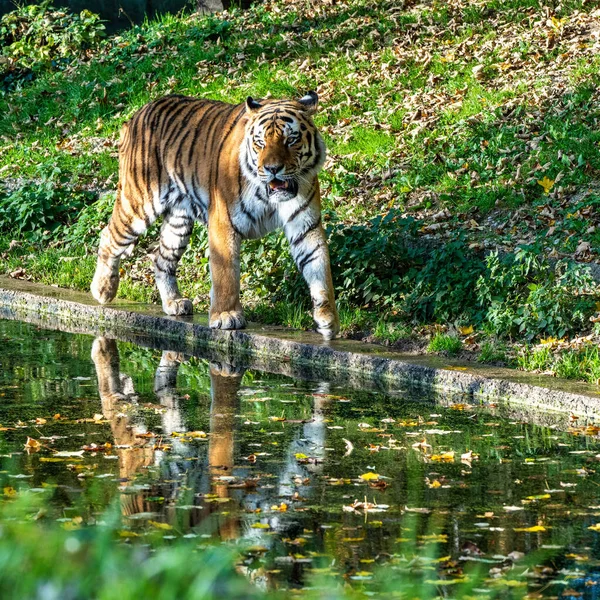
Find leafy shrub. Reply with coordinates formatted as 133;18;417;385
403;233;486;324
0;179;95;239
0;2;105;84
327;210;421;307
237;209;422;308
476;247;598;340
63;192;115;248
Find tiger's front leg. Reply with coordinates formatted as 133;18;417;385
207;200;246;330
155;209;195;316
285;205;340;340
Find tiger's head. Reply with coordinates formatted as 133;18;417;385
242;91;326;200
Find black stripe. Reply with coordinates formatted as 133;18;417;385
298;245;321;272
201;103;230;159
162;102;200;152
226;203;244;237
286;186;317;223
187;101;212;164
290;216;321;247
213;105;246;189
239;199;257;225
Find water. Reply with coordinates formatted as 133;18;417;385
2;318;600;596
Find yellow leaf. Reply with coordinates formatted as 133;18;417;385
148;520;172;530
526;493;551;501
540;336;562;346
458;325;474;335
24;437;41;451
513;525;546;532
428;479;442;488
294;453;308;460
118;530;140;537
359;472;380;481
186;431;207;438
537;176;555;194
431;451;455;463
3;486;17;498
251;523;271;529
588;524;600;532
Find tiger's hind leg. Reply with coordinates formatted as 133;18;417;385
155;208;195;316
91;191;153;305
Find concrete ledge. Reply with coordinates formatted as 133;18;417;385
1;275;600;421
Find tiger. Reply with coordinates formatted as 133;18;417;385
90;91;340;339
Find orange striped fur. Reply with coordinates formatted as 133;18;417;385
90;92;339;338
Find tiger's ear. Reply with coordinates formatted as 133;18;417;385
298;91;318;114
246;96;262;113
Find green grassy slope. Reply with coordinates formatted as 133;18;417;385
1;0;600;377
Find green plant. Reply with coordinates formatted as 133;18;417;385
0;2;105;83
403;233;486;324
427;333;462;355
516;346;552;372
478;339;509;364
372;319;411;344
0;178;95;239
476;247;599;340
327;210;421;308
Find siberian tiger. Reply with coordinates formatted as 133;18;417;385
90;92;340;339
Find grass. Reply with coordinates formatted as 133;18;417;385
517;343;600;384
427;333;462;355
2;0;600;383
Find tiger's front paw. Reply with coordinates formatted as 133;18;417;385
163;298;193;316
91;267;119;305
210;310;246;330
313;306;340;340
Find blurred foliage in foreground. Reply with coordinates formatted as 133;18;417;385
0;492;536;600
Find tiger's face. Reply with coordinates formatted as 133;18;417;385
243;92;326;200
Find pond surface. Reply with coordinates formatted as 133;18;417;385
2;318;600;597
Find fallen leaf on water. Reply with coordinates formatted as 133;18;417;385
359;472;380;481
430;451;455;463
148;520;172;530
343;439;354;457
24;437;41;452
513;525;547;532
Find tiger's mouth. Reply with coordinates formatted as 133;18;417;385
266;178;298;198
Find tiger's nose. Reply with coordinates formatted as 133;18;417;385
264;163;284;176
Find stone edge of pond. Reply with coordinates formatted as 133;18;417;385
1;277;600;419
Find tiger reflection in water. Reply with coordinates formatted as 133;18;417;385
91;337;332;585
